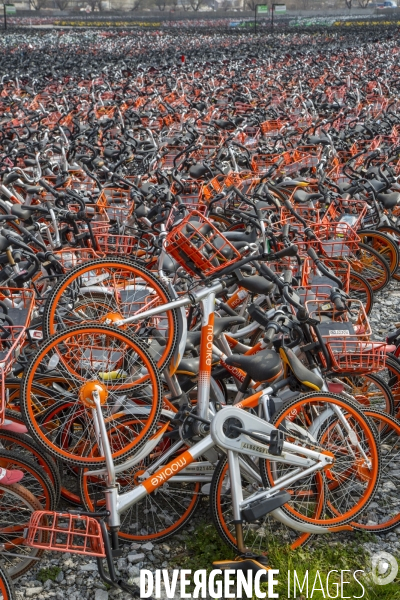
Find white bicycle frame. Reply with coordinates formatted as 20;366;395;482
87;389;344;539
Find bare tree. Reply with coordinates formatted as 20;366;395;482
245;0;257;10
188;0;204;10
30;0;47;10
86;0;102;11
300;0;311;9
54;0;70;9
221;0;230;9
131;0;145;9
155;0;167;9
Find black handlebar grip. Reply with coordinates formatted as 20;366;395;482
283;269;292;285
47;254;60;266
331;289;346;312
306;247;319;262
283;197;293;210
0;215;18;222
281;224;290;238
274;244;298;259
264;325;277;344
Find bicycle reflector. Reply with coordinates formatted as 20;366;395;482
25;511;106;557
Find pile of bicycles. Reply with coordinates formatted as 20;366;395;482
0;25;400;599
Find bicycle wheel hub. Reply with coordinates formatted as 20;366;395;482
101;312;124;326
79;380;108;408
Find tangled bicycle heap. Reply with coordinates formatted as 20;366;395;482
0;26;399;599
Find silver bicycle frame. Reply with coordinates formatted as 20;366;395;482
88;391;337;535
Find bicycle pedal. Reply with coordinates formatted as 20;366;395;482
213;556;270;580
241;490;291;523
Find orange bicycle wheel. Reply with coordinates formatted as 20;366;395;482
261;392;380;526
0;562;14;599
211;457;324;552
358;230;399;276
80;416;201;542
0;483;45;580
347;243;390;292
22;325;162;467
42;258;179;371
350;409;400;533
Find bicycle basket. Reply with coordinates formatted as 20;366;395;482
25;511;106;557
165;211;242;278
305;298;385;373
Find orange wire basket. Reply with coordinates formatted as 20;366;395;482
165;210;242;278
165;203;207;231
301;258;351;294
25;511;106;557
102;188;134;222
325;340;386;373
94;230;139;256
53;248;101;271
305;298;385;373
321;199;368;230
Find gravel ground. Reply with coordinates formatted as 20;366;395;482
14;285;400;600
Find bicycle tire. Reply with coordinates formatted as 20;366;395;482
345;269;374;315
358;229;400;276
376;224;400;281
347;242;391;292
22;325;163;467
335;372;394;415
80;415;201;542
0;560;15;599
210;455;324;554
42;258;179;372
260;391;381;527
0;483;46;580
0;449;56;511
350;408;400;533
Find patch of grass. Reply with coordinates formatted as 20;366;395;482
36;566;61;583
176;522;400;600
175;522;235;573
261;541;400;600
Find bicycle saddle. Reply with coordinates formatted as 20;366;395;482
376;191;400;209
293;189;323;203
185;331;202;354
189;163;209;179
279;346;323;390
213;316;246;337
240;275;274;295
104;147;120;159
177;354;219;376
0;235;10;252
11;205;33;221
367;179;386;193
224;229;258;243
213;556;270;580
224;348;283;383
306;135;331;146
161;254;180;275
